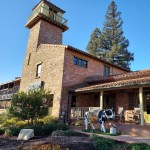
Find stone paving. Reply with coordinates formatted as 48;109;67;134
75;130;150;145
72;122;150;145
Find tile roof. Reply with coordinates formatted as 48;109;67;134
0;78;21;86
86;69;150;84
75;69;150;92
33;0;65;14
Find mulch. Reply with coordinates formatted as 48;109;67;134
0;135;94;150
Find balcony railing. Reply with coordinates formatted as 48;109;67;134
0;94;13;100
0;85;20;101
71;107;101;120
27;6;68;26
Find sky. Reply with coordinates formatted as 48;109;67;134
0;0;150;84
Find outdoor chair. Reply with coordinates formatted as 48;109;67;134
125;107;140;123
115;106;125;122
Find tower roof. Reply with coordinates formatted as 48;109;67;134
32;0;65;14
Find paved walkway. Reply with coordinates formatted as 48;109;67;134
75;130;150;145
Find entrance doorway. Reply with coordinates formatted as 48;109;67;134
145;94;150;123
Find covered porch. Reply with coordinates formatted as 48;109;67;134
70;70;150;125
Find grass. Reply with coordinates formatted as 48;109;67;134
82;129;120;136
93;136;150;150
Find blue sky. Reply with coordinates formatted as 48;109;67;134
0;0;150;84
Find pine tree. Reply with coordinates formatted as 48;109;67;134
101;1;134;68
86;28;102;56
86;1;134;69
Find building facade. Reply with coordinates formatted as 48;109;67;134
20;0;128;118
0;78;21;114
1;0;150;125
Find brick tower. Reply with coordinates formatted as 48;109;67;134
20;0;68;117
25;0;68;49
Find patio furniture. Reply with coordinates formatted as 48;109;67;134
125;107;140;123
115;106;125;122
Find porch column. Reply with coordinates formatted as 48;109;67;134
100;90;103;109
139;87;144;126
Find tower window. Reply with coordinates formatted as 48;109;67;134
104;65;110;77
36;63;42;77
27;53;31;65
49;8;57;21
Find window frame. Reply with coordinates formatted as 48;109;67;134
104;65;110;77
36;63;42;78
73;56;88;68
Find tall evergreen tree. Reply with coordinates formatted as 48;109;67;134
101;1;134;68
86;1;134;69
86;28;102;56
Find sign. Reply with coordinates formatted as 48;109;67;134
28;81;43;90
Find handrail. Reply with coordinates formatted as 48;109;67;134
27;6;68;26
71;107;100;119
0;94;13;100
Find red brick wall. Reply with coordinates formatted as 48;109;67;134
76;94;95;107
26;20;62;52
62;48;127;88
61;48;128;115
38;20;62;47
115;92;129;111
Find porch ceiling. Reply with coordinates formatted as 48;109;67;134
75;76;150;93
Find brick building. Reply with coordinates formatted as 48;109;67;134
1;0;150;124
20;0;128;119
0;78;21;113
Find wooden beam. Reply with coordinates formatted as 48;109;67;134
139;87;144;126
100;91;103;109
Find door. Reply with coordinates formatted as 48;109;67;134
144;94;150;123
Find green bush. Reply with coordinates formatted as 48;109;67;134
2;118;27;128
51;130;80;136
64;130;80;136
0;127;5;135
2;117;18;127
0;113;8;124
56;122;69;131
75;120;82;126
51;130;65;136
93;136;116;150
1;118;68;136
4;127;21;136
128;143;150;150
38;116;58;124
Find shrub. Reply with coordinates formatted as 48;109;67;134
0;127;5;135
51;130;65;136
64;130;80;136
56;123;69;131
75;120;82;126
2;118;27;128
128;143;150;150
2;118;18;127
51;130;81;137
93;136;118;150
9;89;50;125
4;127;21;136
0;113;8;124
38;116;58;124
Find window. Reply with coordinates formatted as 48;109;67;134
104;65;110;77
74;57;78;65
27;53;31;65
83;60;88;68
73;57;88;68
71;96;76;107
49;8;57;21
36;64;42;77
